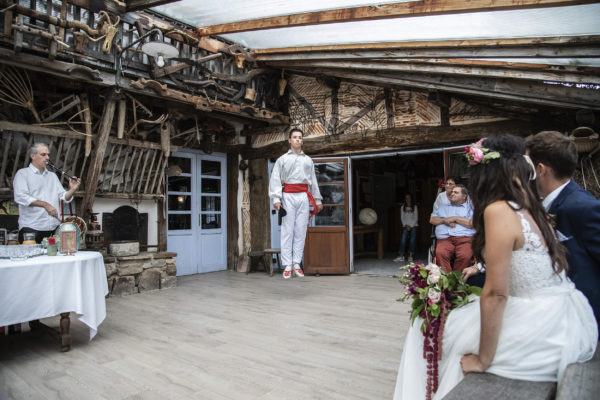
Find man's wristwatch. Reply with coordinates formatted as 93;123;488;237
475;262;486;273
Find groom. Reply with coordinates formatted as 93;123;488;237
525;131;600;329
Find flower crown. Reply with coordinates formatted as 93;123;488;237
465;138;500;166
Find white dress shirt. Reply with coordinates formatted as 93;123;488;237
268;149;323;205
13;164;72;231
541;180;570;211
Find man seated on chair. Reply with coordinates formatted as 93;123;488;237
430;184;475;273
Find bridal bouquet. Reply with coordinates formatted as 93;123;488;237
398;261;481;400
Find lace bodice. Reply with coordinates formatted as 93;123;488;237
508;206;566;297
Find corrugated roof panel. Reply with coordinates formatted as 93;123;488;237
153;3;600;50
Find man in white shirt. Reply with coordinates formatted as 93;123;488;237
268;128;323;279
13;143;80;244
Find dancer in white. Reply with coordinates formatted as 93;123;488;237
394;135;597;400
269;128;323;279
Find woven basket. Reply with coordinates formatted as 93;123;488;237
570;127;599;153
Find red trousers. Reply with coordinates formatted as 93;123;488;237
435;236;473;273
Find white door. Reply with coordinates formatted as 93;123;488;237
166;151;227;275
268;160;281;250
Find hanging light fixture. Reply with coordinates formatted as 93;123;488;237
115;28;179;88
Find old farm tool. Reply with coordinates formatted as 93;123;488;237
0;65;41;122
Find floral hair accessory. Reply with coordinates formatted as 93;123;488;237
465;138;500;166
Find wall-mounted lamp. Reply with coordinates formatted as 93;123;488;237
115;28;179;88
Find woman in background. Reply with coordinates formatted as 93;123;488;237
394;194;418;263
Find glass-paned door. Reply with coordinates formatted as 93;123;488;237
304;158;350;274
167;151;227;275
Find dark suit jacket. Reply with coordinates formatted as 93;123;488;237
548;180;600;328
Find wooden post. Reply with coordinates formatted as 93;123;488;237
227;153;240;271
82;90;118;220
80;93;93;157
157;197;166;251
117;98;126;139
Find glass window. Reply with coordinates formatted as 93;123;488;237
168;157;191;174
202;178;221;194
319;184;345;205
168;214;191;230
314;206;345;226
168;195;191;211
202;196;221;212
167;176;191;192
202;214;221;229
202;160;221;176
315;162;344;182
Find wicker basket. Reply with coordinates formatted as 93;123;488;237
570;127;599;153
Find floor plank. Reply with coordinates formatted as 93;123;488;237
1;271;411;399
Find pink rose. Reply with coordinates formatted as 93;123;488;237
470;147;484;165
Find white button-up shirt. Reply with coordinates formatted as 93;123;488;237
541;180;570;211
13;164;72;231
268;150;323;205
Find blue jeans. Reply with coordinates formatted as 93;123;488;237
399;226;417;255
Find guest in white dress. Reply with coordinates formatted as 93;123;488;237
394;135;597;400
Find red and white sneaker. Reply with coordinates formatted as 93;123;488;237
283;266;292;279
293;264;304;277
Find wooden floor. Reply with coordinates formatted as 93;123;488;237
0;271;411;400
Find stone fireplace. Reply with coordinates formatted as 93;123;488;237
101;205;177;295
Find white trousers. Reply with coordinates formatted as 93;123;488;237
280;192;310;267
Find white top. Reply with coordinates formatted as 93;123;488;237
400;205;418;227
13;164;72;231
541;180;570;211
268;149;323;205
432;192;450;212
0;251;108;340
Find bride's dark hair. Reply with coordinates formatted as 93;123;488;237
469;134;567;274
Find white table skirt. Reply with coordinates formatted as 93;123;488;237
0;251;108;340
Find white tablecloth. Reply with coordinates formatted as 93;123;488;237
0;251;108;340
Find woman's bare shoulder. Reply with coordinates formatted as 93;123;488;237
484;200;512;215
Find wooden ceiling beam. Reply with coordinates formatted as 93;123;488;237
284;68;600;109
244;120;537;159
268;60;600;84
255;45;600;62
252;35;600;55
197;0;598;36
126;0;179;12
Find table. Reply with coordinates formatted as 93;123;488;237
0;251;108;350
353;225;384;260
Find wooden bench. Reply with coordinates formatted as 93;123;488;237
443;345;600;400
247;249;282;276
247;250;267;274
556;343;600;400
263;248;282;277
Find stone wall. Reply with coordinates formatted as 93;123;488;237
104;252;178;296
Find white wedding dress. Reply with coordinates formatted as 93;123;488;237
394;206;598;400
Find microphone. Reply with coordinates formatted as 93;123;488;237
46;161;81;183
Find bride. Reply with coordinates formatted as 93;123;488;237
394;135;598;400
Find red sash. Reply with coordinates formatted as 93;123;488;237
283;183;319;216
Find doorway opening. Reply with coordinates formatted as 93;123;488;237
352;152;444;276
